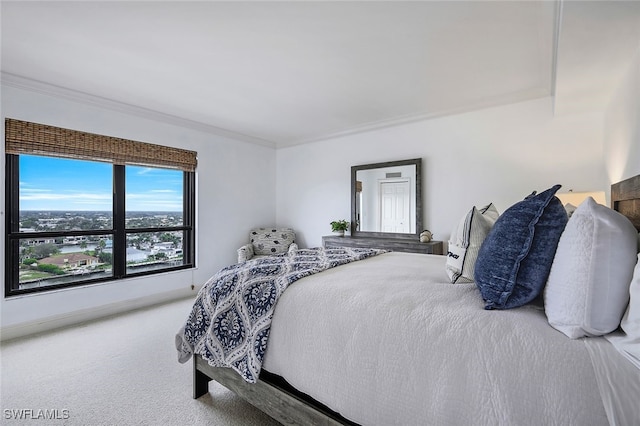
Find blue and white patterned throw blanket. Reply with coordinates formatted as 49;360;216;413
175;246;385;383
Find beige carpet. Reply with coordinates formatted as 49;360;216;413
0;298;282;425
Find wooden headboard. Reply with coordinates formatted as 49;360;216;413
612;174;640;231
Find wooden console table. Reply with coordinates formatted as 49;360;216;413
322;235;443;255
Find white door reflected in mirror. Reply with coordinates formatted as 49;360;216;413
355;164;416;234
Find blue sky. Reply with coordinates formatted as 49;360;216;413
19;155;183;211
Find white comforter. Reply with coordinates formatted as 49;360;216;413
262;252;616;426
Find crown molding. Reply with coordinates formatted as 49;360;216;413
1;72;277;149
285;89;550;148
2;72;551;150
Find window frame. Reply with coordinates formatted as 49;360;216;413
4;138;196;297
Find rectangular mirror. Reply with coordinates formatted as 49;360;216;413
351;158;422;239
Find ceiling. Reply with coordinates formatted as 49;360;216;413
1;1;639;148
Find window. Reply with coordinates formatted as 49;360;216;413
5;119;197;296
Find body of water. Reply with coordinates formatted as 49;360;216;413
59;243;99;253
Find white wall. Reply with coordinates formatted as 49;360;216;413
1;85;276;339
3;60;633;339
276;97;606;248
604;45;640;187
4;45;636;340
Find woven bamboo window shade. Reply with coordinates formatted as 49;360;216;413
5;118;197;172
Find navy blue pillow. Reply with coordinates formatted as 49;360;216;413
474;185;568;310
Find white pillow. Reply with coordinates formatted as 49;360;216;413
544;197;638;338
606;254;640;369
446;203;499;283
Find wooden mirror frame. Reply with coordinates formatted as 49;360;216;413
351;158;422;240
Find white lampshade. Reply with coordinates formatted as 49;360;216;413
556;191;607;207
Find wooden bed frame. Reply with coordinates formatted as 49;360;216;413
612;174;640;231
193;173;640;425
194;355;353;425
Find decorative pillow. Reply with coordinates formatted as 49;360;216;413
446;203;499;283
606;254;640;368
564;203;578;218
287;243;299;255
544;197;638;338
237;244;255;262
474;185;567;310
251;228;296;256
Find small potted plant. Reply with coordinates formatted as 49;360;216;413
330;220;349;236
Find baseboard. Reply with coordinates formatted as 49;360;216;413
0;287;196;342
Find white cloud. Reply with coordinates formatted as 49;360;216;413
136;168;155;175
20;192;111;201
20;188;52;193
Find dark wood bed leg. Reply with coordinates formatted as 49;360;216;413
193;356;211;399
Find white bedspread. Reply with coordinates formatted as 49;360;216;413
262;252;613;426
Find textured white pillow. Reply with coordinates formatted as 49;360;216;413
544;197;638;338
606;254;640;369
446;203;499;283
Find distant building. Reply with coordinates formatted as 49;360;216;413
99;238;114;254
23;237;56;246
152;242;177;257
39;253;99;269
63;236;88;245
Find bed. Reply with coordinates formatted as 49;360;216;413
177;174;640;426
